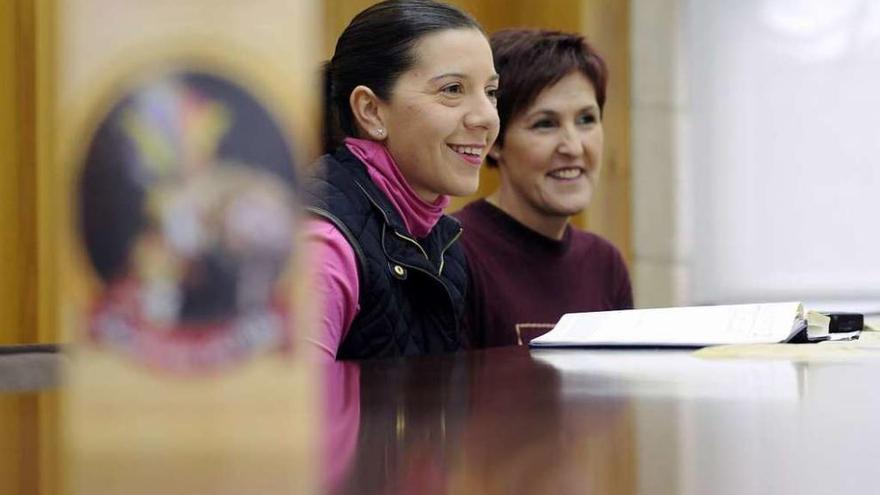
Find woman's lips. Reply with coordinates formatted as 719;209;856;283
448;144;484;166
547;167;585;180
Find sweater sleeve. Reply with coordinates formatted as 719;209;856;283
303;218;361;361
612;248;634;310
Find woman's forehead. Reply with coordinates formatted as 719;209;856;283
528;73;598;110
407;28;494;79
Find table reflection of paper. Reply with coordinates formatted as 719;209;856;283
530;349;802;401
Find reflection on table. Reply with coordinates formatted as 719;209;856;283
326;347;634;495
4;343;880;494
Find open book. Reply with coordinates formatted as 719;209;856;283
530;302;809;348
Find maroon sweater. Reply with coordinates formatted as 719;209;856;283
454;199;633;348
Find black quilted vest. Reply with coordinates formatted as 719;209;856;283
302;147;468;360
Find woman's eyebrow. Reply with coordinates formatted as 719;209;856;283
527;109;559;119
429;73;500;83
529;104;599;117
429;72;466;83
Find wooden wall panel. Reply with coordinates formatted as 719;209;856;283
580;0;632;262
1;8;58;492
0;0;21;344
0;0;57;345
0;0;39;345
35;0;57;346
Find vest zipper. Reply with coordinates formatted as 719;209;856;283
393;231;430;262
380;224;460;338
438;227;462;276
355;180;436;268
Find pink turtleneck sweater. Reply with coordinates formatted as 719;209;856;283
305;138;449;360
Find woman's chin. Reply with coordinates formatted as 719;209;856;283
545;197;591;218
445;180;481;198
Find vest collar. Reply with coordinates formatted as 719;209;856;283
335;147;462;241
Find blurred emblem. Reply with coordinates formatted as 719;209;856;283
78;70;298;372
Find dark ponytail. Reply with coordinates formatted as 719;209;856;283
322;0;483;154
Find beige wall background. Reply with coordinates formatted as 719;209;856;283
629;0;689;309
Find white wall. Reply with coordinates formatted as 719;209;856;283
632;0;880;309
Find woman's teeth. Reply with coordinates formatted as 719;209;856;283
449;145;481;157
548;168;583;179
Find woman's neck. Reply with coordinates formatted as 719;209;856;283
344;138;448;238
486;191;569;241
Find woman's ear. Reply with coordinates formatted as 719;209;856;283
350;85;387;141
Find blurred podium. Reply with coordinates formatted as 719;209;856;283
54;1;322;494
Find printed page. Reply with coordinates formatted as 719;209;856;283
530;302;804;347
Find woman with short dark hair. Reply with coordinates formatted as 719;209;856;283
304;0;500;360
455;29;633;348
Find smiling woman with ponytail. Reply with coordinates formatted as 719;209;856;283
303;0;500;360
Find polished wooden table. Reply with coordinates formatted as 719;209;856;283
4;343;880;494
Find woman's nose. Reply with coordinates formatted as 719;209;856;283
464;93;500;131
557;126;584;157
